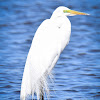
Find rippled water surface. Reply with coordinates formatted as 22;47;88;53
0;0;100;100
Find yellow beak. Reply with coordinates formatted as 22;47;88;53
63;9;89;15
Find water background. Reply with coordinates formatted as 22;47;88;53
0;0;100;100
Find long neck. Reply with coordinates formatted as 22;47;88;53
50;14;68;29
50;14;71;52
50;11;63;19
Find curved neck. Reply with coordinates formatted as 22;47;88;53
50;11;63;19
50;14;68;28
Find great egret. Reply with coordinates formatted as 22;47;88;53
20;6;89;100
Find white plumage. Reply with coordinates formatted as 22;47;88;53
20;6;88;100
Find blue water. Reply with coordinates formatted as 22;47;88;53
0;0;100;100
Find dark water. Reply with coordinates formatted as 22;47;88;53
0;0;100;100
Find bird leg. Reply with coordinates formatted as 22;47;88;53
40;85;44;100
40;94;44;100
40;90;44;100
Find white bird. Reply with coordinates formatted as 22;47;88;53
20;6;89;100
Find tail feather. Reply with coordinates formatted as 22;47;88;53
20;65;50;100
20;65;32;100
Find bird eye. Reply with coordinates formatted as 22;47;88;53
63;10;68;13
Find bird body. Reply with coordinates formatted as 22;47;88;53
20;6;88;100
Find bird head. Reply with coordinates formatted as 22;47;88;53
52;6;89;17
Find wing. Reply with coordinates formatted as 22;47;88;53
20;19;61;99
29;19;60;77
